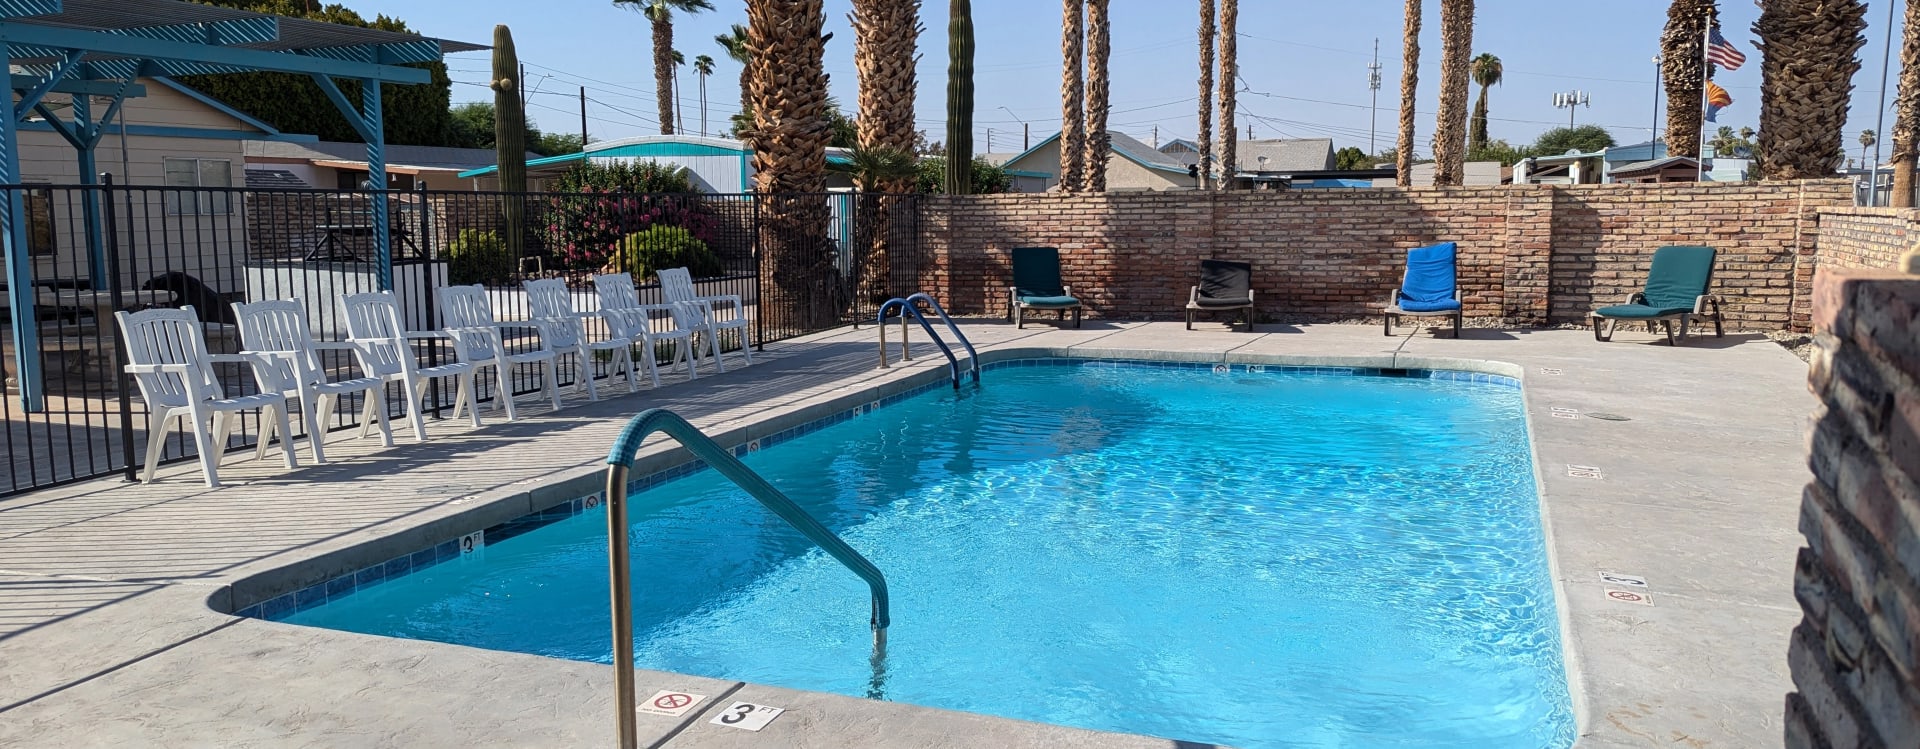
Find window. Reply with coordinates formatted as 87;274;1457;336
164;158;232;215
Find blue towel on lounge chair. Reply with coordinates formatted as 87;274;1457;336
1396;242;1461;313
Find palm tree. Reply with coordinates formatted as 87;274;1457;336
716;23;752;118
851;0;922;191
1896;0;1920;206
1755;0;1866;179
850;0;922;303
746;0;834;327
670;49;687;134
1431;0;1474;185
1469;52;1501;151
1859;128;1876;173
1061;0;1086;192
1661;0;1716;158
1084;0;1111;191
614;0;713;135
1216;0;1237;190
1395;0;1419;187
1197;0;1215;190
693;54;714;137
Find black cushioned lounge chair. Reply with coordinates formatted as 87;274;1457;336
1185;260;1255;331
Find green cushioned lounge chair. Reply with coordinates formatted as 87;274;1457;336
1008;246;1082;329
1590;245;1724;345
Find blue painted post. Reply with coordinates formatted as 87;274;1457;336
0;40;44;411
73;93;106;290
363;79;391;291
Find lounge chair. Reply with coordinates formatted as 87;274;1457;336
340;291;480;442
1590;245;1723;345
593;272;700;384
1008;246;1082;329
233;298;393;464
1186;259;1255;331
657;266;753;369
1384;242;1463;338
525;278;632;399
438;284;562;419
116;306;299;487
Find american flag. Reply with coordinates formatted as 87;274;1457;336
1707;27;1747;70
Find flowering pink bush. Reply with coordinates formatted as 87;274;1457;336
542;186;719;272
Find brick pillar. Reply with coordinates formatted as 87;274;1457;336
1501;185;1554;324
1787;269;1920;747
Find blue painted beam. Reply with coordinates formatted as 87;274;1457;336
0;22;434;83
0;0;58;20
298;39;441;65
309;74;375;143
103;17;280;47
16;120;317;142
12;47;78;121
30;101;80;147
0;38;45;411
8;73;146;97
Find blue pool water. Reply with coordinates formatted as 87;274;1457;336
284;361;1574;748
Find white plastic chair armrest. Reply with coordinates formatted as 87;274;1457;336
309;341;358;351
124;363;193;374
1694;294;1716;314
1190;285;1200;305
403;331;448;340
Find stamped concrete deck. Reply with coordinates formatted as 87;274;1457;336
0;320;1811;748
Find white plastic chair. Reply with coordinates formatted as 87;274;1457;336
525;278;636;398
592;272;697;386
438;284;560;420
232;299;392;464
340;291;480;442
657;266;753;369
116;306;299;487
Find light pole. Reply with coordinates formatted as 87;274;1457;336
1650;54;1662;145
1553;90;1590;128
1368;38;1382;155
998;106;1030;150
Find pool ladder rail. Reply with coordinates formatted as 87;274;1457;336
603;409;890;749
876;292;980;389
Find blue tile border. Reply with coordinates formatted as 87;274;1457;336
241;356;1518;621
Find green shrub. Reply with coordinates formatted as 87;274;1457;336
615;225;724;280
444;229;514;285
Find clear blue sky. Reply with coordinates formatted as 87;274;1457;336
353;0;1906;162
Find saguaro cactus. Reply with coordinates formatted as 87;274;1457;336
491;25;528;263
944;0;975;195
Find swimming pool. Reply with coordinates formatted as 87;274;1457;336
279;359;1574;748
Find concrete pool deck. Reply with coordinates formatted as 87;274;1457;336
0;320;1809;748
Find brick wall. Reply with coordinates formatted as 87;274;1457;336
1786;269;1920;748
917;180;1851;330
1816;208;1919;271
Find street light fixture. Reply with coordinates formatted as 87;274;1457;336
1650;54;1663;143
998;106;1030;150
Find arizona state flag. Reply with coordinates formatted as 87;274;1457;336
1705;80;1733;122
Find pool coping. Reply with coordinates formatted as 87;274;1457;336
210;346;1584;744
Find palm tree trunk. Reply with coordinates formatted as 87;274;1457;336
1430;0;1473;186
1661;0;1716;158
1396;0;1420;187
699;72;708;137
1084;0;1111;192
653;15;676;135
851;0;922;302
748;0;833;329
1217;0;1237;190
674;66;685;133
1197;0;1215;190
1891;0;1920;206
1061;0;1085;193
1755;0;1867;179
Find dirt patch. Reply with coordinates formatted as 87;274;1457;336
1768;330;1815;362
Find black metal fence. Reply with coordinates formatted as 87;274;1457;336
0;181;921;497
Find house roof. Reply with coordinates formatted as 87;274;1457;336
1159;138;1198;153
1609;156;1702;177
1235;138;1334;172
454;134;854;179
245;140;531;172
243;168;311;189
1003;130;1190;176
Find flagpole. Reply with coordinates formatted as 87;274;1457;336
1698;19;1711;181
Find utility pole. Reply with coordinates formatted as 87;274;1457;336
997;106;1030;150
579;86;588;151
986;128;995;153
1650;54;1662;145
1368;38;1382;154
519;62;527;120
1152;125;1158;148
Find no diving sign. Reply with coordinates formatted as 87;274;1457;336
638;690;706;717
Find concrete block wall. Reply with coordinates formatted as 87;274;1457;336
917;180;1851;330
1788;269;1920;747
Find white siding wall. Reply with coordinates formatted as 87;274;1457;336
591;152;749;193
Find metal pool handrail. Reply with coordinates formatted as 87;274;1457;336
877;293;980;388
602;408;890;749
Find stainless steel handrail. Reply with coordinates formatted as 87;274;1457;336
603;408;890;749
877;293;979;388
